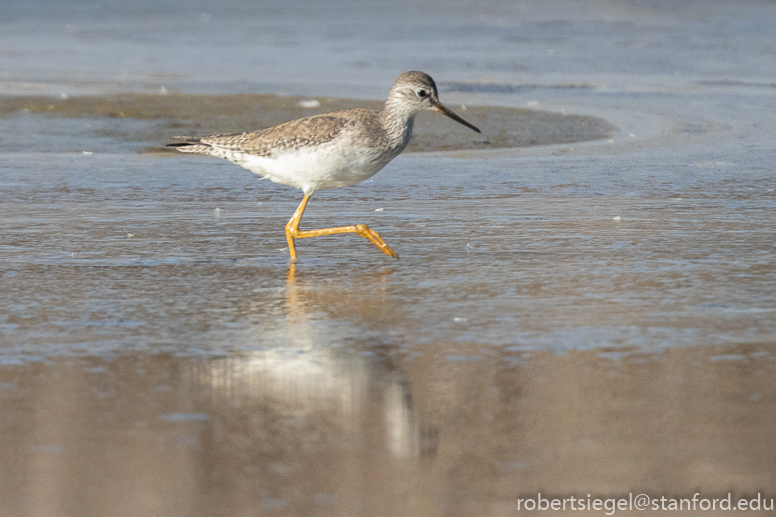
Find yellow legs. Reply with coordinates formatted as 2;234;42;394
284;194;398;260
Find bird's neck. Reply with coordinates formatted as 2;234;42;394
380;99;416;150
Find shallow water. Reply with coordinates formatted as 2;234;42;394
2;0;776;515
2;348;774;516
2;149;775;354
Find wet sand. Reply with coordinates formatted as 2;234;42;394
2;0;776;515
1;348;774;517
2;141;775;514
0;93;615;153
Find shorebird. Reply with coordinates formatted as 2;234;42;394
167;71;480;260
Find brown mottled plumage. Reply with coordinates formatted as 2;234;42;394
170;112;371;157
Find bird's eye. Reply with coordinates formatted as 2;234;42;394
416;89;428;98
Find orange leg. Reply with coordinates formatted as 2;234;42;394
284;194;398;260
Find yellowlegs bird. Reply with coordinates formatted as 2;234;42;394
167;71;480;260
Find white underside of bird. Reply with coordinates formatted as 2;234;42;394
214;132;404;195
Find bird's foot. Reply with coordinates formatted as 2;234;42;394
354;224;399;258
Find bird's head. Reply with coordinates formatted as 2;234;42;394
386;71;481;133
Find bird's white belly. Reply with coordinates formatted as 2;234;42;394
229;139;396;194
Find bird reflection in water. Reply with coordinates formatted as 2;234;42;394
280;261;437;459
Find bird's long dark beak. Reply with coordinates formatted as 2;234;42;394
432;99;481;134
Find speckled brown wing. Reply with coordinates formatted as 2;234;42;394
199;111;368;157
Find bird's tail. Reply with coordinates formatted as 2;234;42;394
166;136;212;153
